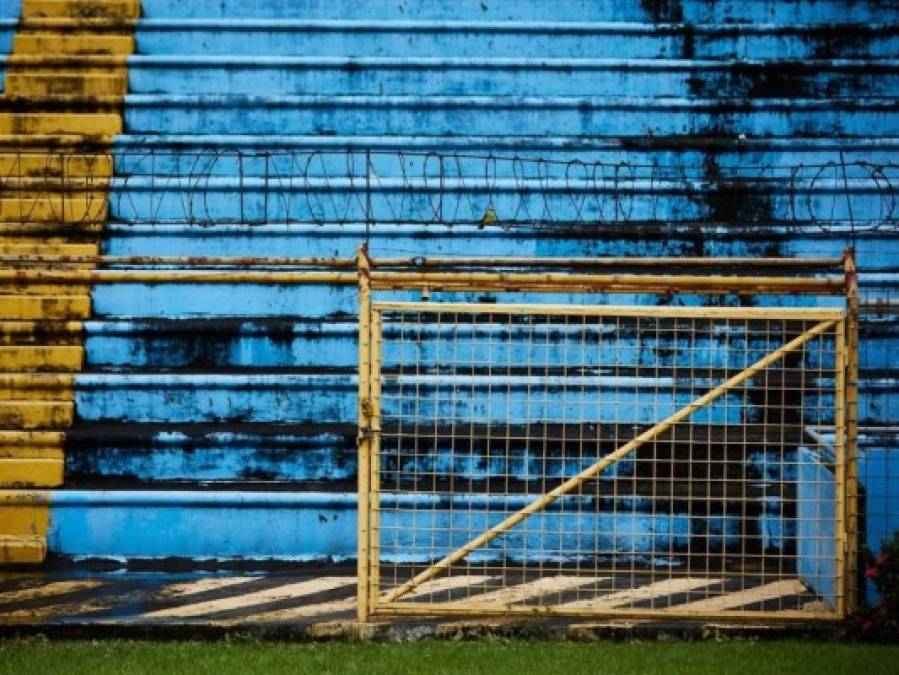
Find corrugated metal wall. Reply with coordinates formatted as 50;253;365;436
6;0;899;561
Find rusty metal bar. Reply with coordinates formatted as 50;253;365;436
844;248;860;613
356;244;373;624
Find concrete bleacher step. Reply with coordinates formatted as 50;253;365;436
0;295;90;320
0;346;84;372
0;243;98;256
95;56;895;98
0;401;74;429
21;0;141;21
0;152;112;178
0;449;64;486
123;19;899;59
13;33;136;55
0;197;107;222
60;420;799;487
0;113;120;136
0;535;46;564
7;72;128;96
118;94;899;136
134;0;890;23
73;315;897;372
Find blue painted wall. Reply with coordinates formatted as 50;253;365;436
37;0;899;580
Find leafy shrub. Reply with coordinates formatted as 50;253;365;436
848;531;899;641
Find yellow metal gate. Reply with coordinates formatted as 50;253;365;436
356;252;858;623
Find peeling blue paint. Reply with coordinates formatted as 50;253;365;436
49;0;899;568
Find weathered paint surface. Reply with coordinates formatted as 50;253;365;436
45;489;792;562
0;0;136;562
4;0;896;570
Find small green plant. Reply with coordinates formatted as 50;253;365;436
848;531;899;642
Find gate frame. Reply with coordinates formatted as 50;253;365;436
356;246;858;624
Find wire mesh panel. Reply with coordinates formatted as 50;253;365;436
362;302;849;621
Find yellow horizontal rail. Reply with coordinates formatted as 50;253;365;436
0;269;847;295
374;301;846;322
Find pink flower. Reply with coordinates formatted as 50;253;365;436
865;566;879;579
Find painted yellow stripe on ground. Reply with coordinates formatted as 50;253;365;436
0;346;83;372
0;295;91;320
248;574;503;623
403;574;495;599
237;596;356;624
0;457;63;486
143;577;357;619
446;575;601;608
158;576;261;598
673;579;809;612
13;34;136;55
556;577;722;610
0;579;102;604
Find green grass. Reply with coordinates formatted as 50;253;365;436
1;639;898;675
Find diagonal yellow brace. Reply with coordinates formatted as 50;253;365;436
381;317;839;604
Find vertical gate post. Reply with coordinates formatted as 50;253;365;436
835;318;847;617
844;248;860;613
357;244;373;624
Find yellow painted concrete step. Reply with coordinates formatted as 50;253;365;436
0;153;113;179
0;176;111;190
13;33;135;55
0;197;108;222
0;222;104;237
0;295;91;320
0;285;92;296
6;73;128;97
0;454;64;487
0;133;115;148
0;114;120;136
22;0;142;20
0;322;82;347
0;346;83;372
0;243;99;256
0;489;50;530
0;430;66;447
0;401;74;429
0;535;47;564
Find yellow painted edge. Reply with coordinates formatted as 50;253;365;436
22;0;142;20
0;447;64;460
0;535;47;563
0;296;91;320
0;114;122;136
0;458;64;487
0;430;66;446
0;373;78;388
0;401;75;428
0;244;99;256
6;75;128;97
0;488;50;555
0;346;84;371
13;34;136;55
